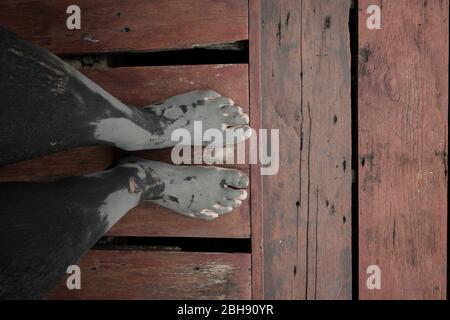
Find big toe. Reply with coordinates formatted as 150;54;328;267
210;96;234;107
196;90;221;101
223;170;249;188
223;113;249;126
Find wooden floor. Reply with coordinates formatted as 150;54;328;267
0;0;253;300
358;0;448;299
0;0;447;300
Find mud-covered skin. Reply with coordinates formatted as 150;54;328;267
0;27;130;165
0;28;251;164
0;158;248;298
0;28;251;298
136;90;251;148
90;90;251;151
0;163;162;299
121;158;249;220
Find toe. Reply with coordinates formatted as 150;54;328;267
223;170;249;188
210;96;234;107
200;90;221;100
219;198;242;208
212;204;233;215
177;90;221;104
154;90;220;108
223;113;249;126
188;90;220;100
224;188;248;200
196;209;219;220
221;105;243;114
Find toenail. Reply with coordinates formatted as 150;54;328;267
238;190;248;200
239;175;249;187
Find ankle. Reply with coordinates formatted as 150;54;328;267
116;158;166;200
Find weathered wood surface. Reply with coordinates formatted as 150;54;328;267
0;64;251;239
258;0;352;299
248;0;264;299
259;0;302;299
0;0;248;54
359;0;448;299
0;146;117;182
47;250;251;299
81;65;249;110
299;0;352;299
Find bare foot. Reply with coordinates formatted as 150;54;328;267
92;90;251;151
141;90;251;147
120;158;249;220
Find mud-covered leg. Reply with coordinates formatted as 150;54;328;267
0;162;162;299
0;158;248;299
0;27;135;164
0;28;251;164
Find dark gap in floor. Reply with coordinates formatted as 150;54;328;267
60;40;249;68
95;236;251;254
349;0;359;300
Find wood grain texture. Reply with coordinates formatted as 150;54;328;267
0;0;248;54
248;0;264;299
81;65;249;109
299;0;352;299
46;250;251;299
0;64;251;239
258;0;352;299
260;0;302;299
0;146;117;182
358;0;448;299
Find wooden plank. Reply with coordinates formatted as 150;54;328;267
248;0;264;299
107;201;249;238
0;146;117;182
82;65;249;112
0;64;251;239
299;0;352;299
0;0;248;54
259;0;302;299
46;250;251;299
358;0;448;299
258;0;352;299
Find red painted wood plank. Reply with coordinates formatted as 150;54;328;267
0;64;251;239
259;0;302;299
46;250;251;299
81;65;249;112
249;0;264;299
258;0;352;299
0;146;117;182
359;0;448;299
299;0;352;299
0;0;248;54
107;199;249;238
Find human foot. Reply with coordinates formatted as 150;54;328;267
92;90;251;151
133;90;251;149
119;158;249;220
